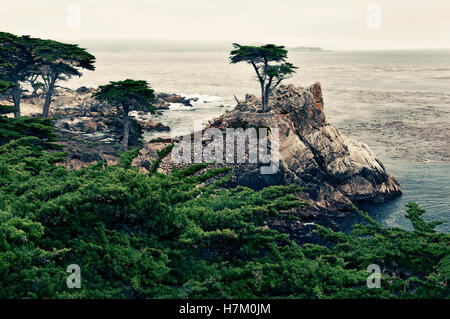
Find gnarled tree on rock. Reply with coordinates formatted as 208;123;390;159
229;43;297;112
93;79;155;151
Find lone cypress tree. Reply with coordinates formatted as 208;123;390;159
93;79;155;151
230;43;297;111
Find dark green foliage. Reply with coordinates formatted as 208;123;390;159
0;104;16;115
148;144;174;175
93;79;155;113
0;116;57;145
0;116;448;299
0;80;16;114
405;202;443;232
313;206;449;298
0;33;38;117
33;39;95;75
118;147;142;169
230;44;289;64
0;81;14;92
0;32;36;82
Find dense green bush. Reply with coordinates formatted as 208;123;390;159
0;116;448;298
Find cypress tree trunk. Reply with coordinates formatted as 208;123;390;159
42;77;56;118
265;88;271;110
120;110;130;151
260;82;266;112
12;85;21;118
264;81;272;111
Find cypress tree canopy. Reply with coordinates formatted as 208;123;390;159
93;79;155;112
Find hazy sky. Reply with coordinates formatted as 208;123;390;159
1;0;449;50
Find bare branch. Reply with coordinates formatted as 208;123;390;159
233;94;241;106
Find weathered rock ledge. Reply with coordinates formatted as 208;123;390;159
133;83;402;214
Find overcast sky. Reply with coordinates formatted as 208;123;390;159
1;0;449;50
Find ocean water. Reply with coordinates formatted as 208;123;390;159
66;49;450;232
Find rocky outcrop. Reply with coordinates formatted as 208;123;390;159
137;117;170;132
272;84;401;210
134;83;401;213
154;93;198;108
75;86;93;94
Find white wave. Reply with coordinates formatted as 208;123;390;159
168;103;197;111
175;93;225;104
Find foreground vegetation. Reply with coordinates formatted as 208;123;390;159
0;116;448;299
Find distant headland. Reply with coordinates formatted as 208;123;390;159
288;46;328;52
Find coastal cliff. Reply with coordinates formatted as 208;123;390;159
134;83;402;213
